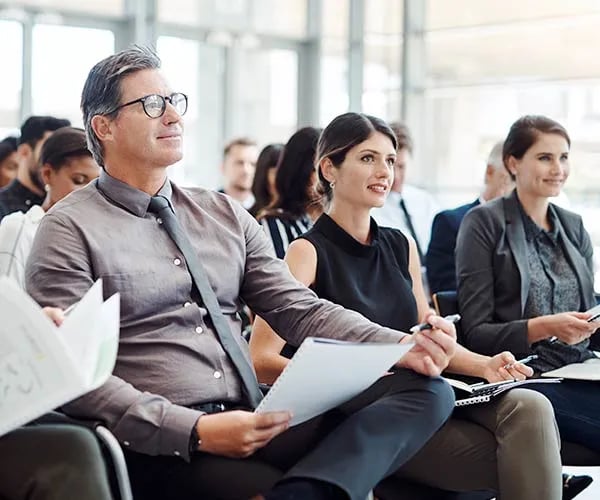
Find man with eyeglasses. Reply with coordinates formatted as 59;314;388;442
26;46;458;500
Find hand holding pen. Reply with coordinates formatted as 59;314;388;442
410;314;461;333
503;354;538;369
481;352;535;383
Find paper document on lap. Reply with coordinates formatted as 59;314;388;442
0;278;119;436
256;337;414;426
542;358;600;381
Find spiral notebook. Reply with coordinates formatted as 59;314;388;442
445;377;563;407
255;337;414;426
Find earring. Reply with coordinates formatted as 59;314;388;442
329;181;335;189
44;184;50;193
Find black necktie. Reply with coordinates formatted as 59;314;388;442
399;198;424;263
148;195;263;408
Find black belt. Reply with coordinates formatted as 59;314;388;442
189;402;241;414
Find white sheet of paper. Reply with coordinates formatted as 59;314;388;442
0;278;119;436
542;358;600;381
256;337;414;426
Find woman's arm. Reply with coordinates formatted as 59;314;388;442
408;236;531;381
249;238;318;384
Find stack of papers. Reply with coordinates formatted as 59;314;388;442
0;279;119;436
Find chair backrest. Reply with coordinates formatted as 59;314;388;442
432;290;466;345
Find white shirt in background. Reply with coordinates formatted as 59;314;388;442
0;205;45;288
372;185;440;252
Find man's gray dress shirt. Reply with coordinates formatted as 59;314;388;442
25;170;405;461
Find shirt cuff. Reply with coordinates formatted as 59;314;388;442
376;327;407;344
160;405;204;461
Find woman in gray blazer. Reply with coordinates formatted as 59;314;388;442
456;115;600;453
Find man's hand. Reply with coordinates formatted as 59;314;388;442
196;410;291;458
397;315;457;377
483;351;533;383
42;307;65;326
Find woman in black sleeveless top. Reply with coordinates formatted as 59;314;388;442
250;112;564;499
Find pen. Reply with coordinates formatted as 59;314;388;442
410;314;461;333
503;354;538;369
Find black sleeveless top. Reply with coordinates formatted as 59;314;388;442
281;214;418;357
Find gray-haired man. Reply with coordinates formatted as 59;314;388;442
26;46;457;500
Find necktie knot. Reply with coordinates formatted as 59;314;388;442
148;195;171;215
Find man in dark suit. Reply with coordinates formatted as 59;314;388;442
426;142;513;294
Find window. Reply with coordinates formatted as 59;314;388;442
13;0;123;17
237;48;298;143
0;20;23;137
31;24;114;126
363;0;403;120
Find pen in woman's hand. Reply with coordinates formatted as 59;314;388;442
409;314;461;333
503;354;538;369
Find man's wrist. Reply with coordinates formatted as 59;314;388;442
189;415;204;455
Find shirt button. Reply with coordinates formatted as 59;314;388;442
25;199;31;206
173;450;180;456
157;217;163;224
184;301;192;308
123;441;130;447
195;326;203;334
213;371;222;379
174;258;181;266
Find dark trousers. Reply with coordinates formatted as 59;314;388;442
527;379;600;452
0;424;113;500
124;369;455;500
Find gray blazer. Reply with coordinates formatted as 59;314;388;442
456;189;598;357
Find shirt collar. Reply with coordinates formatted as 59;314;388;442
96;169;173;218
517;195;560;244
26;204;46;223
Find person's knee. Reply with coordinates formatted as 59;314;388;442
425;376;455;423
394;372;455;424
499;389;558;437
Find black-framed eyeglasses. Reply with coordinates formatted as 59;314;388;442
108;92;188;118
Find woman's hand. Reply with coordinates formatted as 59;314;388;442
482;351;533;383
529;312;597;345
398;315;457;377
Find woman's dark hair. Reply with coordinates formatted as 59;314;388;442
316;112;397;201
502;115;571;180
249;143;284;217
258;127;321;220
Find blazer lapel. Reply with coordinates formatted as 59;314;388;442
553;207;595;309
503;192;530;315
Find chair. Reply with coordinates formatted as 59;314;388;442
432;291;600;467
32;412;133;500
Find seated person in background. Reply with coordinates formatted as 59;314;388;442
0;127;100;288
218;136;258;209
426;141;514;294
250;112;563;500
27;46;459;500
249;143;284;217
257;127;323;258
0;115;70;221
0;306;114;500
371;121;439;263
0;136;19;188
457;115;600;453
